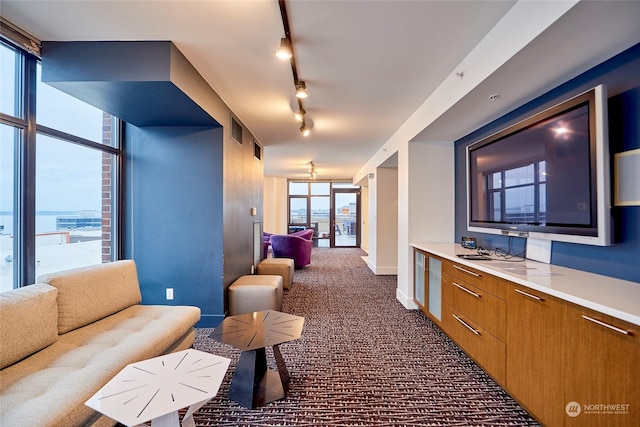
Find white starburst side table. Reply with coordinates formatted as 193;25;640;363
85;349;230;427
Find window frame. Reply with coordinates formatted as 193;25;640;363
0;38;124;288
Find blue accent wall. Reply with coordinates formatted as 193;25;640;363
43;41;266;326
455;43;640;283
42;41;219;126
124;126;226;326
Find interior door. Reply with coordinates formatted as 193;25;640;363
331;188;360;247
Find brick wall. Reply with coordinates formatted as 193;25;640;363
102;113;113;263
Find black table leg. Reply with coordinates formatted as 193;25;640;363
272;344;290;388
228;347;286;408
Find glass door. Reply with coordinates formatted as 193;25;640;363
331;188;360;247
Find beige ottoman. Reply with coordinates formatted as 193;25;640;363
228;275;283;315
256;258;294;290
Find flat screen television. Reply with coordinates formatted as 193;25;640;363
467;85;611;246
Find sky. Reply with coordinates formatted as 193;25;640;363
1;45;105;214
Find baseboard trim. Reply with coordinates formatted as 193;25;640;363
396;288;419;310
365;258;398;275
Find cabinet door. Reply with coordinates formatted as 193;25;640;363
427;256;442;322
564;304;639;427
413;250;426;310
507;285;564;426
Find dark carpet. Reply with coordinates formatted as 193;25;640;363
193;248;540;426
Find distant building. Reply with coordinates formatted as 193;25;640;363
56;213;101;230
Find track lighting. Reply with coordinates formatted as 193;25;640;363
275;38;292;60
295;81;308;99
300;117;313;137
300;120;311;137
308;161;317;179
294;107;306;122
278;1;313;136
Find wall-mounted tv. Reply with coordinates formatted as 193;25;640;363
467;85;611;246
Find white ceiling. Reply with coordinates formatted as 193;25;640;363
2;1;639;180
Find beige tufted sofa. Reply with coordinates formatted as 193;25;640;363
0;260;201;427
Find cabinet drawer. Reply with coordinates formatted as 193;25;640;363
445;261;485;288
448;278;484;325
444;304;483;361
447;277;506;343
444;304;505;385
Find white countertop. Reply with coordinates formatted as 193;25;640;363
411;242;640;326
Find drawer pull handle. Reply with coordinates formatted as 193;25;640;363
514;288;544;301
453;264;481;277
582;315;630;335
453;282;481;298
452;314;480;335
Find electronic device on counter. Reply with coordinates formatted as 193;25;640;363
461;237;477;249
457;254;492;261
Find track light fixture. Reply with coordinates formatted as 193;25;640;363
308;161;317;179
275;37;293;60
300;120;311;137
278;0;313;137
295;81;308;99
300;117;313;137
294;107;306;122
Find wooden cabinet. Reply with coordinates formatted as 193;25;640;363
506;284;564;427
413;246;639;426
413;249;443;325
413;250;426;310
442;260;507;386
563;304;639;427
426;255;443;323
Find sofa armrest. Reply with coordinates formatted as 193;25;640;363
0;284;59;369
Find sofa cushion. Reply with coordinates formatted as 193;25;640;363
0;304;200;427
0;284;59;369
37;260;142;334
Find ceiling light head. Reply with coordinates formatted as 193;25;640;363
310;170;317;179
275;38;292;60
300;121;311;137
489;94;501;101
294;107;306;122
295;81;309;99
300;117;313;137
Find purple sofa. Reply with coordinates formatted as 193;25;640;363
269;229;314;268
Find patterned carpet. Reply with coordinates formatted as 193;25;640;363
192;248;540;426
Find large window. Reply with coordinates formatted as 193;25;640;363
288;181;331;247
287;181;360;248
0;39;121;291
0;124;16;288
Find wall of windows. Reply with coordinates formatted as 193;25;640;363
287;181;360;248
0;39;122;291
